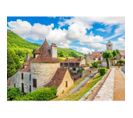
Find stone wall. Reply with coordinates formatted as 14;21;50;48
8;71;31;93
31;62;60;88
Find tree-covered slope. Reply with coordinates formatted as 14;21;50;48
7;30;39;77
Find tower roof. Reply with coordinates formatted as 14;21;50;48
41;38;49;48
34;38;51;57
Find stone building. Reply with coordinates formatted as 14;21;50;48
86;52;103;65
8;39;74;96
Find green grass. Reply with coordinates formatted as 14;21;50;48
54;74;103;101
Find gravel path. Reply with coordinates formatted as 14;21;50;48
113;68;125;100
93;68;115;101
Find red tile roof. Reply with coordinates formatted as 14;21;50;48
34;39;51;57
21;57;33;72
32;56;59;63
46;68;68;88
90;52;102;59
63;58;81;63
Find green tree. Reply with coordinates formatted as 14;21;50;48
7;49;21;77
102;51;113;69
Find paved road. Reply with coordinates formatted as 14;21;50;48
69;71;98;94
93;68;115;101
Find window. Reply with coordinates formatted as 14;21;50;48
21;83;24;93
65;81;68;87
21;73;24;80
33;79;37;88
14;83;16;87
29;74;31;81
29;85;31;92
73;68;76;71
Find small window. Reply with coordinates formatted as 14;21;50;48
29;74;31;81
73;68;76;71
33;79;37;88
21;73;24;80
14;83;16;87
29;85;31;92
65;81;68;87
21;83;24;93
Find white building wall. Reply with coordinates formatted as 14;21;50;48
8;71;31;93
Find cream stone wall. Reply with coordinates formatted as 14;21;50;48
57;70;74;96
31;62;60;88
80;59;86;66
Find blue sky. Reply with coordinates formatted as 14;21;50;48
7;16;125;54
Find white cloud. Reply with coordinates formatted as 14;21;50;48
59;17;125;28
71;46;93;54
88;43;106;51
112;38;125;50
8;19;32;35
66;22;87;40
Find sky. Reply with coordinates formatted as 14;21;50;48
7;16;125;54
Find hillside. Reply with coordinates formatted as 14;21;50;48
7;30;83;77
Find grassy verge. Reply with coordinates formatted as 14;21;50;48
54;74;103;101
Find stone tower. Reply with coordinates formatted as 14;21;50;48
51;43;57;58
106;41;113;50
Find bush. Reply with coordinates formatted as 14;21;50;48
7;87;22;100
99;68;107;76
16;87;57;101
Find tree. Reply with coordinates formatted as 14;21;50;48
7;49;21;77
112;50;119;65
102;51;113;69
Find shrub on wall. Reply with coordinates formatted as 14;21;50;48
7;87;22;100
16;87;57;101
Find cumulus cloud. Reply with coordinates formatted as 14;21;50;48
71;46;93;54
112;38;125;50
88;43;106;51
8;19;32;35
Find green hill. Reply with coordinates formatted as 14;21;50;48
7;30;83;77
